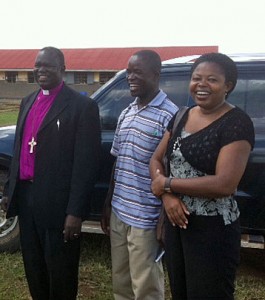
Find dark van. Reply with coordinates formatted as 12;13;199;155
0;54;265;252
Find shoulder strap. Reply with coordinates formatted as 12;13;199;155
163;106;188;176
171;106;189;137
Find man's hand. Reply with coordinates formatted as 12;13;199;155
63;215;82;242
100;165;115;236
101;202;111;236
0;196;8;213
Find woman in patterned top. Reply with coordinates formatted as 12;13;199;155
150;53;255;300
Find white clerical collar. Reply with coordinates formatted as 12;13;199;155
42;90;50;95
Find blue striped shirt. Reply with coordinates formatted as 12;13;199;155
111;90;178;229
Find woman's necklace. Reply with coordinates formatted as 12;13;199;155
173;136;182;151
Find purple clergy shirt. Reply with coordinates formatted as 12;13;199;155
19;82;64;180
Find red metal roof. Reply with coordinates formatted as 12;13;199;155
0;46;218;71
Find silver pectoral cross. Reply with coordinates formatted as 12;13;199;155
28;137;37;154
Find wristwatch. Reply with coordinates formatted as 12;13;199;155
164;177;172;193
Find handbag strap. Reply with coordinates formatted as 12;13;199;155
164;106;189;176
170;106;189;137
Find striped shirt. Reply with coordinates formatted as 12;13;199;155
111;90;178;229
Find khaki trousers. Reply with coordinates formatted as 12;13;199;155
110;211;164;300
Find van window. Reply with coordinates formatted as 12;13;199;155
97;79;134;130
97;73;191;130
228;74;265;134
97;66;265;133
160;73;190;107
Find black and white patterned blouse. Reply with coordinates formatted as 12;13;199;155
167;106;255;225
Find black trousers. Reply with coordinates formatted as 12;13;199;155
164;214;241;300
17;181;81;300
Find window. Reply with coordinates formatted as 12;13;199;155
160;73;190;107
99;72;116;84
96;63;265;135
5;71;18;83
97;79;133;130
97;72;191;130
227;75;265;134
28;71;35;83
74;72;88;84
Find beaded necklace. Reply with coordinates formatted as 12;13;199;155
173;136;182;151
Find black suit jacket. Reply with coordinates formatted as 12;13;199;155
5;84;101;228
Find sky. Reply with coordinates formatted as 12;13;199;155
1;0;265;54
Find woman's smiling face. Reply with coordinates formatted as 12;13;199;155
189;61;233;110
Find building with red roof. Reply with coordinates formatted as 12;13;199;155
0;46;218;99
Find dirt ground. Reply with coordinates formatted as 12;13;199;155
240;247;265;277
0;99;21;112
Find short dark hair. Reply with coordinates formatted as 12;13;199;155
40;46;65;67
133;50;161;74
191;52;238;98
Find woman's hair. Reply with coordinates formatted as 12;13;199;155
191;52;238;98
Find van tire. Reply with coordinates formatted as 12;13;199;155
0;167;20;253
0;213;20;253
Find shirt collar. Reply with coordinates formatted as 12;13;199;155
131;90;167;108
41;81;64;96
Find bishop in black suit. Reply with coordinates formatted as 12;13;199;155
2;47;101;300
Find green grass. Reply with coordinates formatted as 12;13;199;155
0;234;264;300
0;234;113;300
0;111;18;126
0;251;28;299
78;234;113;299
0;100;19;126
